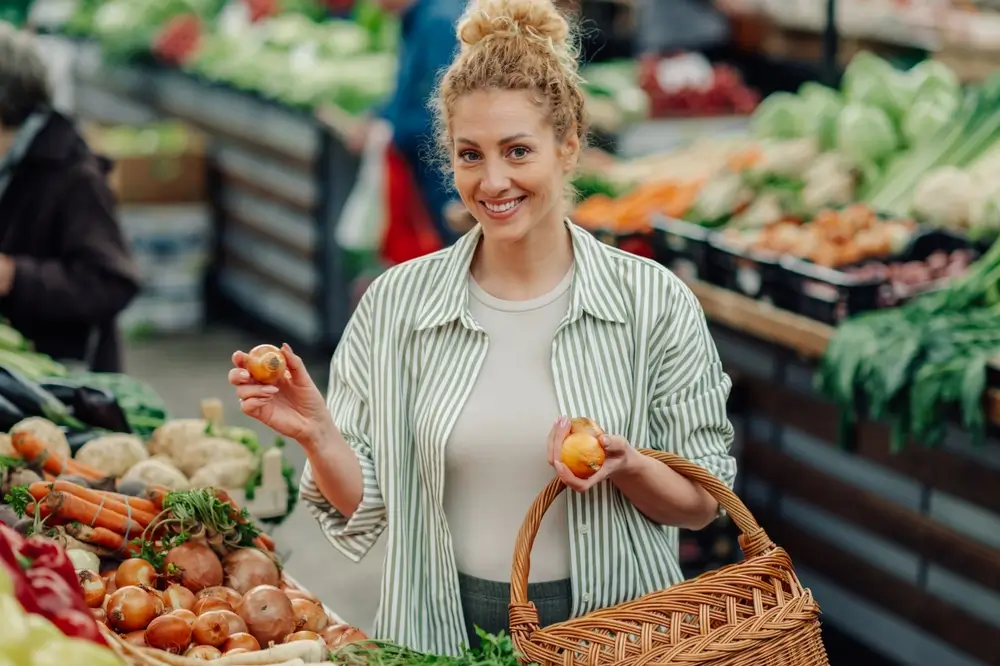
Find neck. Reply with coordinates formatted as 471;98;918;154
472;217;574;301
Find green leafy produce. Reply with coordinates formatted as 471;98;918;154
902;92;959;147
749;92;804;140
835;102;900;165
797;82;842;150
818;236;1000;449
842;51;914;121
330;627;525;665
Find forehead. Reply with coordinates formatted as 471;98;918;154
451;89;548;143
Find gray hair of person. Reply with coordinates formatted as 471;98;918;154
0;22;52;128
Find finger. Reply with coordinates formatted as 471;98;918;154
599;434;628;452
554;461;589;493
236;385;279;401
240;397;270;415
228;367;254;386
547;416;570;465
281;343;311;382
232;351;248;369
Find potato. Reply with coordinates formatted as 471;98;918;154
121;459;189;490
148;419;209;458
74;434;149;477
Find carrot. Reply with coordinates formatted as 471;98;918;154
43;472;56;482
105;491;158;515
253;534;276;552
144;485;171;510
64;523;125;551
42;491;143;540
26;483;50;502
11;431;105;481
43;481;157;526
23;502;52;520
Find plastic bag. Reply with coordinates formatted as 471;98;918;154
335;121;391;254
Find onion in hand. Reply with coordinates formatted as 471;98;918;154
246;344;287;385
560;417;606;479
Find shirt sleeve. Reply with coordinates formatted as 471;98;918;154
647;280;737;493
299;289;387;562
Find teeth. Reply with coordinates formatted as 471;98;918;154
484;198;522;213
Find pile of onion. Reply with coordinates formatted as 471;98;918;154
223;548;280;595
237;585;295;647
163;542;224;593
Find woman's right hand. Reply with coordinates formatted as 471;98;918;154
228;343;333;448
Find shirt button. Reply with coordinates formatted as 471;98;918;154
582;592;592;603
580;523;590;535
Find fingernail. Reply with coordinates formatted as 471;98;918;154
239;370;250;379
262;386;279;394
558;416;569;427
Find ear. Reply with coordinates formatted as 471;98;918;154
560;132;581;173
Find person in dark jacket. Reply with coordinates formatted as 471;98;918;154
347;0;468;246
0;23;139;372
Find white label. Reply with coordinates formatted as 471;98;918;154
667;234;688;252
735;265;762;297
672;259;698;281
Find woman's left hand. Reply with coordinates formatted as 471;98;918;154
546;417;636;493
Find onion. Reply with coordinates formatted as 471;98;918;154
107;585;163;632
197;586;242;610
283;589;318;603
223;648;248;656
246;344;287;384
223;633;260;653
102;571;118;598
193;597;232;615
122;630;147;647
185;645;222;660
145;614;193;654
290;598;329;634
192;610;231;647
92;608;107;624
162;584;196;612
322;624;368;649
222;549;280;595
116;558;157;588
77;570;107;608
284;630;321;643
238;585;294;647
215;610;248;636
67;548;101;573
169;609;197;628
163;542;223;593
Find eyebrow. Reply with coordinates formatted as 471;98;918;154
455;132;533;147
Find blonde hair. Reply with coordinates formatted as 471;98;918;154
433;0;587;162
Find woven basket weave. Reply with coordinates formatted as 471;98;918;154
509;449;830;666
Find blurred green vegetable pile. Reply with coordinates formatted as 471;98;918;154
63;0;397;113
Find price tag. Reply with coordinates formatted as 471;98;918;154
666;234;688;253
735;263;762;297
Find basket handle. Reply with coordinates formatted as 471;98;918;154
510;449;775;607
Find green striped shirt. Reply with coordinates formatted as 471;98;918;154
301;221;736;656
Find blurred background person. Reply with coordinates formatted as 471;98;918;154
348;0;468;251
0;22;139;372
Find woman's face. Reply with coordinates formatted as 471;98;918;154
450;89;578;245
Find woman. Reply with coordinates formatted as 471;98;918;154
0;23;139;372
230;0;735;656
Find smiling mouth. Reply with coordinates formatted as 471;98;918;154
482;197;526;213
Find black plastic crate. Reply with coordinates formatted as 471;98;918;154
782;230;977;325
590;228;655;258
651;215;714;282
707;232;790;306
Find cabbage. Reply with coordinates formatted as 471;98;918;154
902;93;959;146
797;82;842;150
908;59;961;102
842;51;913;119
750;92;804;140
835;102;900;164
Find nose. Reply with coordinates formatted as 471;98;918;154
479;157;512;197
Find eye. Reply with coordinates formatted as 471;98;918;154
508;146;531;160
458;149;481;163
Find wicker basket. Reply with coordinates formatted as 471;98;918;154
509;449;830;666
100;575;340;666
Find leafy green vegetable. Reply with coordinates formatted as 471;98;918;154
797;83;842;150
330;627;526;665
750;92;804;140
836;102;900;165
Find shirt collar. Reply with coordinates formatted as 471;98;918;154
413;220;629;331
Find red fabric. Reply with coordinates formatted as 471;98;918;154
380;147;442;265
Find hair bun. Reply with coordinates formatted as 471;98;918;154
458;0;569;50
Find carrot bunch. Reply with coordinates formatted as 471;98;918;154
11;430;105;480
573;178;704;233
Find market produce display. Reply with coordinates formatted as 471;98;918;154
0;526;125;665
64;0;397;113
1;462;368;664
